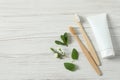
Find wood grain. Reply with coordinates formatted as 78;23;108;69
0;0;120;80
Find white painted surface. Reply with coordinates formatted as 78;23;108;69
0;0;120;80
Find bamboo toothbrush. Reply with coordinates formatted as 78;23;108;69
74;14;101;66
69;26;102;76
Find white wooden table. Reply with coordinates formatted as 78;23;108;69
0;0;120;80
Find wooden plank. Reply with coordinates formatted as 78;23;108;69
0;0;120;79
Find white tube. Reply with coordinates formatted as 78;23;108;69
87;13;115;58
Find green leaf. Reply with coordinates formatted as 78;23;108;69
60;32;68;46
55;40;65;45
64;32;68;44
64;62;76;71
61;35;66;43
55;32;68;46
71;48;79;60
50;48;57;53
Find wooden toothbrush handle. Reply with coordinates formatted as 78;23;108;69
74;35;102;76
77;22;100;66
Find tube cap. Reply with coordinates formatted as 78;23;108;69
101;49;115;58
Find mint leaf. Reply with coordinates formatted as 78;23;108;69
61;33;68;45
64;62;76;71
61;35;66;44
50;48;58;53
71;48;79;60
55;32;68;46
64;32;68;45
55;40;65;45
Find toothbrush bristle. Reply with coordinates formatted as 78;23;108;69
69;26;76;35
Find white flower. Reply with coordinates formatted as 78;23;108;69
57;48;65;56
56;47;61;51
54;53;59;58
